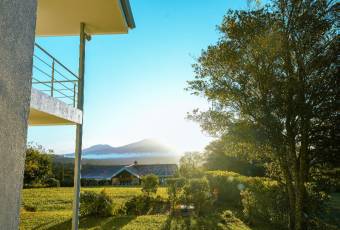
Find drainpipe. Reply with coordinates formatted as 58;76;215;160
72;22;89;230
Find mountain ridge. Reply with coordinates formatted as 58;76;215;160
66;139;174;156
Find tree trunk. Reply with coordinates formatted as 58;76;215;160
280;159;296;230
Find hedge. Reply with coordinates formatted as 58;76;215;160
205;171;288;227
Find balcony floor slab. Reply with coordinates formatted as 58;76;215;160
29;88;82;125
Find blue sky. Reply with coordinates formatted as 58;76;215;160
28;0;252;154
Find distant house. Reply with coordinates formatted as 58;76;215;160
81;162;178;185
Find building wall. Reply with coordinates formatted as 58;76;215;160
0;0;37;228
111;171;140;185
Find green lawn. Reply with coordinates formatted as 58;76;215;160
20;186;251;230
20;187;168;229
21;187;167;213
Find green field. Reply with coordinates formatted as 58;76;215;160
20;187;168;229
20;187;251;230
19;187;340;229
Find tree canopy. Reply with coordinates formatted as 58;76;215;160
187;1;338;229
24;145;53;185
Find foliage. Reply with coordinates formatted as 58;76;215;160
80;189;113;217
187;1;338;228
43;178;60;187
81;178;111;187
178;152;204;178
207;171;288;226
206;171;246;206
241;187;288;227
122;195;169;215
19;186;339;229
180;177;214;216
21;187;167;212
24;145;53;186
218;210;251;230
51;160;74;187
203;138;265;176
141;174;159;196
166;178;185;213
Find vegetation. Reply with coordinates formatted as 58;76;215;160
80;189;113;217
21;1;339;229
166;178;185;213
180;178;213;216
141;174;159;196
187;0;338;229
203;138;265;176
20;187;168;229
24;145;54;187
178;152;204;178
123;195;169;215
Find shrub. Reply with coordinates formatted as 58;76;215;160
80;189;113;217
166;177;185;213
44;178;60;187
123;195;169;215
180;177;213;216
141;174;159;196
205;171;245;206
240;185;288;226
206;171;288;226
218;210;249;230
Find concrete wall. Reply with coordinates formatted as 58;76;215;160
0;0;37;228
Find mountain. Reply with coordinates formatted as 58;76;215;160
67;139;174;156
111;139;173;154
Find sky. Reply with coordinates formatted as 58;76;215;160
28;0;252;154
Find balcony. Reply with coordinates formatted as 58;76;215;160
28;44;82;126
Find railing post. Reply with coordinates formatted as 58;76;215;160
51;59;55;97
73;83;76;107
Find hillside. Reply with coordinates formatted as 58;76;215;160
65;139;174;157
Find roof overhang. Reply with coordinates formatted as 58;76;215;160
36;0;135;36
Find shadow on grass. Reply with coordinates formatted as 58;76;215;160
161;213;221;230
47;215;136;230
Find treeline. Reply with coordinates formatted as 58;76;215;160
23;145;74;187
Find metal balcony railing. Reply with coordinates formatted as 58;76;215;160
32;43;79;107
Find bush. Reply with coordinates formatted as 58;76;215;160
141;174;159;196
44;178;60;187
123;195;169;215
205;171;245;206
166;177;185;213
218;210;249;230
80;189;113;217
206;171;288;226
240;185;288;226
180;177;214;216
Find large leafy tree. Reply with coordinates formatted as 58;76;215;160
187;1;338;229
24;145;52;185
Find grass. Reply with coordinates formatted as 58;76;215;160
22;186;167;212
20;187;340;229
20;186;252;230
20;186;168;229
